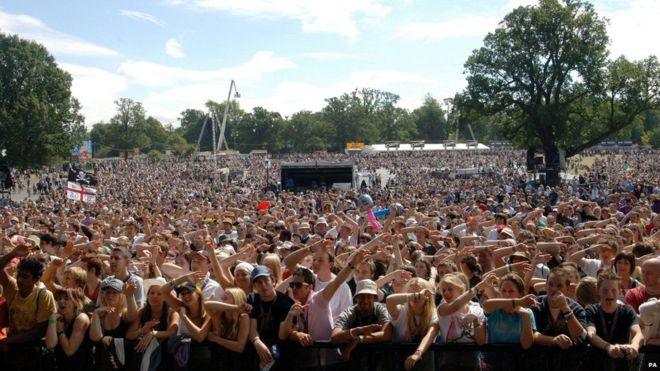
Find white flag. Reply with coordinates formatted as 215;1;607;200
66;181;97;203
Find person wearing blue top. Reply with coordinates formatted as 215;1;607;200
482;273;538;371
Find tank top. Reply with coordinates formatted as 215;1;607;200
55;314;92;369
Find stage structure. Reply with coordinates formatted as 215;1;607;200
195;80;240;159
281;161;355;191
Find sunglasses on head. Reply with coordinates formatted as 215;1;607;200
289;282;310;289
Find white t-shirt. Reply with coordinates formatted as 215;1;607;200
582;258;603;278
314;276;353;322
201;275;224;301
391;304;439;342
438;301;485;343
640;298;660;343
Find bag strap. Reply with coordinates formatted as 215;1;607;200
35;287;45;317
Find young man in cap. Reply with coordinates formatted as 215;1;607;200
0;243;57;371
247;265;294;370
190;250;223;301
330;278;391;365
106;246;145;308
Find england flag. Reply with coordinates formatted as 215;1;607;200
66;181;97;203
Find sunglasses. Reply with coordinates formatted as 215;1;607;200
289;282;310;289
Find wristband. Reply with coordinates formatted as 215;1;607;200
49;319;57;324
562;311;575;320
251;336;261;344
358;335;364;344
506;264;511;273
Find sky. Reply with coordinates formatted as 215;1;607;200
0;0;658;127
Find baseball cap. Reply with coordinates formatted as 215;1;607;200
192;250;210;263
175;282;197;294
101;277;124;292
250;265;271;282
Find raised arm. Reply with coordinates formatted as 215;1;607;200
321;250;369;302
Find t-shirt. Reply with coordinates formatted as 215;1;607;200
487;308;537;344
333;302;390;330
581;258;603;278
314;276;352;322
200;275;223;301
639;298;660;342
625;286;660;313
294;290;333;341
391;304;439;342
438;301;486;344
585;303;638;344
5;281;56;335
532;295;587;338
247;291;294;343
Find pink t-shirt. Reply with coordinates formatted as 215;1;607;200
295;290;333;341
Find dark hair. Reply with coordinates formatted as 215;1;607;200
292;267;316;286
40;234;57;246
17;257;45;279
614;252;636;273
81;256;103;277
632;242;655;258
500;272;525;295
461;255;483;276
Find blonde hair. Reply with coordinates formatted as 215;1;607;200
405;278;436;340
64;266;87;289
440;272;468;294
262;254;283;284
219;287;247;340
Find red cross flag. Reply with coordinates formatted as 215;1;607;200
66;181;97;203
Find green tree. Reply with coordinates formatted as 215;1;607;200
462;0;658;184
412;95;449;141
283;111;336;152
235;107;285;153
0;33;86;166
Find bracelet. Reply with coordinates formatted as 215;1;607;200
48;319;57;324
358;335;364;344
562;310;575;320
251;336;260;344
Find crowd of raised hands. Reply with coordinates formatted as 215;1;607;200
0;147;659;371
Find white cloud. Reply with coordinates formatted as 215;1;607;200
0;9;119;57
114;51;295;123
393;14;499;41
506;0;538;8
600;0;660;61
58;63;128;125
167;0;390;40
165;38;185;58
118;50;295;87
120;10;164;27
300;52;352;60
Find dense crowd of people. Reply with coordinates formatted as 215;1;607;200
0;147;659;371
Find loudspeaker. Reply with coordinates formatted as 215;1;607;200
0;165;12;189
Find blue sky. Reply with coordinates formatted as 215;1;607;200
1;0;657;127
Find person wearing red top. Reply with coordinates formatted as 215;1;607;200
625;258;660;313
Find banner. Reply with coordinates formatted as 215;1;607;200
66;181;97;203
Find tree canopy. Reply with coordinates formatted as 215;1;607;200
0;33;85;167
461;0;659;182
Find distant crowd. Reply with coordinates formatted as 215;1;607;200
1;147;659;371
